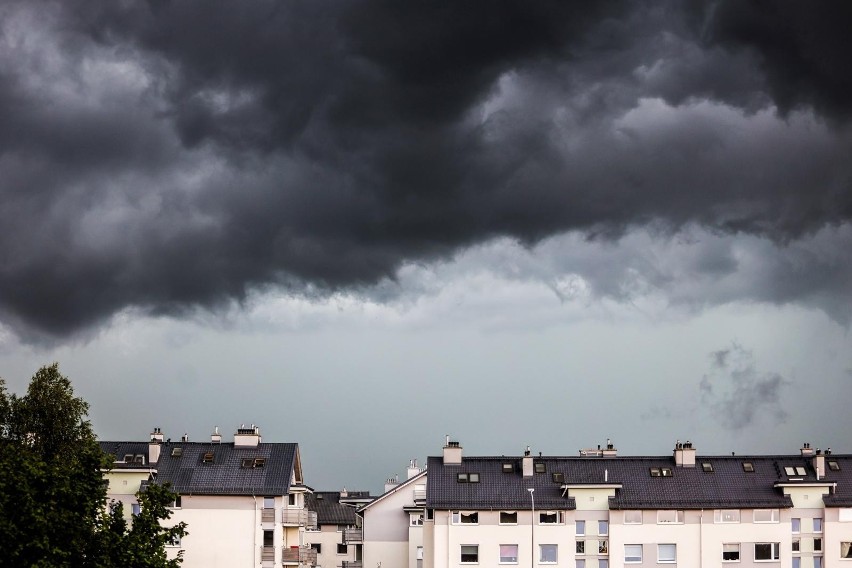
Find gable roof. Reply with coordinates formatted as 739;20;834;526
306;491;369;525
427;453;852;510
359;469;427;512
153;441;298;496
99;441;154;469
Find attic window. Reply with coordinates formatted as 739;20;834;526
784;466;796;476
241;458;254;468
254;458;266;468
202;452;214;464
134;455;145;464
743;462;755;472
661;468;673;477
552;472;565;483
650;468;661;477
701;462;714;473
535;462;546;474
170;448;183;457
457;473;480;483
829;461;841;471
502;463;514;473
123;454;134;463
316;494;324;499
795;466;807;476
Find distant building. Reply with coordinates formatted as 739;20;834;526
305;489;373;568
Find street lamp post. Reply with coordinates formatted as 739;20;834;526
527;488;535;568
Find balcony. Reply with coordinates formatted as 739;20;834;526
341;562;363;568
282;547;317;566
342;527;363;543
261;546;275;562
281;508;318;529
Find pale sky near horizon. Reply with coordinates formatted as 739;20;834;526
1;1;851;494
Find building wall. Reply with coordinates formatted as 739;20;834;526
305;524;358;568
362;473;426;568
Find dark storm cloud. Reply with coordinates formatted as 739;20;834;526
1;0;852;341
699;343;790;431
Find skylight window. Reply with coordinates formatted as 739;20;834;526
202;452;214;464
742;462;754;472
123;454;134;463
661;468;673;477
795;466;807;476
552;472;564;483
701;462;714;473
502;463;514;473
254;458;266;468
650;468;661;477
457;472;480;483
241;458;254;468
170;447;183;457
784;466;796;476
535;462;546;474
829;461;840;471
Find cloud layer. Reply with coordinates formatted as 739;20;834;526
1;0;851;341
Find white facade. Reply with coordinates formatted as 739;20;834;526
361;468;427;568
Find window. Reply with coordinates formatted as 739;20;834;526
500;511;518;525
598;540;608;554
715;510;740;523
310;543;321;554
576;520;585;535
539;511;564;524
170;447;182;457
576;541;585;554
650;467;661;477
785;466;796;476
288;494;297;506
410;513;424;526
754;509;780;523
457;472;480;483
829;461;841;471
624;510;641;524
337;544;348;555
598;560;608;568
254;458;265;468
743;462;755;472
131;503;141;516
624;544;642;563
658;510;684;524
452;511;479;525
792;559;800;568
702;462;714;472
241;458;255;468
661;468;673;477
722;543;740;561
263;496;275;509
540;544;557;564
123;454;134;463
792;518;801;533
202;452;214;464
535;462;546;474
792;539;799;552
658;544;676;563
753;543;780;561
598;520;608;535
796;466;807;476
814;518;823;532
499;544;518;564
460;545;478;564
263;530;274;547
842;542;852;558
552;472;565;483
502;463;514;473
814;558;822;568
814;538;822;552
417;546;424;560
576;561;585;568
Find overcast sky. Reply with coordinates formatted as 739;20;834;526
1;0;851;493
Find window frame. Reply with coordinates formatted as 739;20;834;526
624;510;642;524
722;543;740;562
535;462;547;474
499;544;518;564
657;544;677;564
337;543;348;555
539;544;558;564
657;510;685;524
624;544;642;563
841;541;852;559
576;520;585;535
499;511;518;525
538;511;564;525
792;518;801;533
598;520;608;536
753;509;780;523
460;544;479;564
714;509;740;523
814;518;823;533
753;542;780;562
451;511;479;525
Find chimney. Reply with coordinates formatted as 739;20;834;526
813;448;825;480
211;426;221;444
443;436;462;465
340;486;348;498
234;424;261;447
800;442;814;457
181;433;189;442
673;440;696;468
522;446;534;477
602;438;617;458
407;459;422;479
148;427;163;464
384;474;400;493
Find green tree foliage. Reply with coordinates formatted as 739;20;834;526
0;363;186;567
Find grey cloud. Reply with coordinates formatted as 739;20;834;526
1;0;852;342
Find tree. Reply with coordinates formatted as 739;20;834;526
0;363;186;568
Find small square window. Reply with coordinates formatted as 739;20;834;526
650;467;661;477
661;467;672;477
598;560;608;568
576;520;585;535
535;462;546;474
828;461;840;471
539;544;557;564
658;544;676;563
310;543;321;554
576;561;585;568
202;452;214;464
502;463;514;473
468;473;480;483
499;544;518;564
702;462;714;472
793;558;801;568
254;458;265;468
460;545;478;564
722;543;740;561
743;462;755;472
552;472;564;483
624;544;642;563
337;544;348;555
241;458;254;468
457;473;468;483
792;518;801;533
598;520;608;536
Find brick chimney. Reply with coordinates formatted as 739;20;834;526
674;440;696;468
443;436;462;465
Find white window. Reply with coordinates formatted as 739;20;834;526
263;496;275;509
753;543;780;561
500;544;518;564
598;560;608;568
624;511;642;524
540;544;558;564
452;511;479;525
814;557;822;568
539;511;564;524
792;518;801;533
722;543;740;562
792;558;800;568
715;509;740;523
754;509;780;523
288;493;297;506
598;520;608;535
658;544;676;563
658;510;684;524
576;520;585;535
624;544;642;563
131;503;141;516
410;513;424;526
576;541;585;554
460;545;478;564
814;538;822;552
500;511;518;525
576;561;585;568
814;518;823;532
417;547;424;560
598;540;608;554
337;544;348;555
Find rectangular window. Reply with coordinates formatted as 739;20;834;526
410;513;424;526
452;511;479;524
658;544;676;563
535;462;546;473
540;544;557;564
499;544;518;564
337;544;348;554
598;540;608;554
722;543;740;561
311;543;321;554
460;545;478;564
814;558;821;568
715;510;740;523
624;544;642;563
500;511;518;525
814;538;822;552
792;539;799;552
661;467;673;477
624;510;642;524
502;463;514;473
792;518;801;533
131;503;141;516
552;472;565;483
263;496;275;509
702;462;714;472
598;520;608;535
792;558;800;568
598;560;608;568
843;542;852;558
753;543;780;561
829;460;841;471
743;462;755;472
539;511;563;524
814;518;823;532
576;561;585;568
754;509;780;523
785;466;796;476
288;494;297;506
263;530;274;547
576;520;585;535
658;510;684;524
576;541;585;554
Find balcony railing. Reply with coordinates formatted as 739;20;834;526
282;547;317;565
341;562;363;568
261;546;275;562
281;509;318;529
342;527;363;543
413;486;426;501
261;508;276;523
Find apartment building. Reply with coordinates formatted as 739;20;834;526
100;437;158;518
423;439;852;568
304;490;373;568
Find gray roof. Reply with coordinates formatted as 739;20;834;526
154;442;298;496
306;491;368;525
427;453;852;510
99;441;154;469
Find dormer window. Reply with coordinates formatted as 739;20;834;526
202;452;214;464
123;454;134;463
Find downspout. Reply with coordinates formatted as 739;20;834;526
253;495;259;566
699;509;703;568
